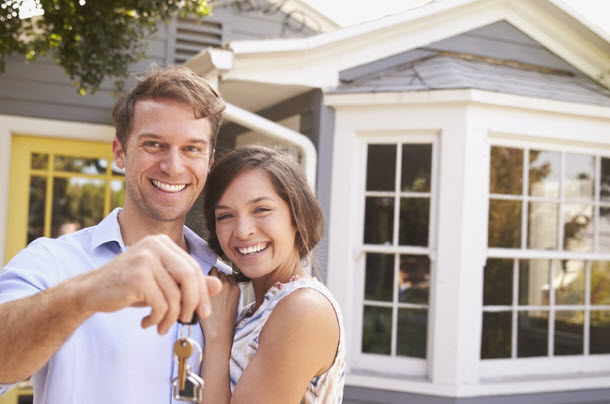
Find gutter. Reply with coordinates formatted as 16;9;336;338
223;102;317;190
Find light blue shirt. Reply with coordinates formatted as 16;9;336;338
0;208;231;404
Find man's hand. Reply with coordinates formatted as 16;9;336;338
77;234;222;334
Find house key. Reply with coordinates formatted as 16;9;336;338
172;313;204;402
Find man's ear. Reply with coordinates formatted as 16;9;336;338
209;149;215;167
112;137;126;169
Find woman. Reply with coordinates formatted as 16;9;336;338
199;145;345;404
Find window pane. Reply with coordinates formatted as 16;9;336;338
364;197;394;245
488;199;522;248
31;153;48;170
365;254;394;302
484;259;513;306
490;146;522;195
401;144;431;192
397;309;427;358
563;204;593;252
481;311;511;359
564;153;594;201
110;180;126;211
398;197;429;246
519;259;550;306
599;208;610;253
517;310;548;357
527;202;558;250
398;255;429;304
601;157;610;202
554;260;585;305
54;155;107;175
529;150;560;198
28;176;46;244
362;306;392;355
366;144;396;191
591;261;610;305
590;311;610;354
52;177;105;237
554;310;584;356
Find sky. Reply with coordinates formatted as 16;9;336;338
302;0;610;36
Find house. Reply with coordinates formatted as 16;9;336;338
1;0;609;403
0;3;334;403
183;0;610;402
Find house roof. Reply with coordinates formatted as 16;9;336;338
186;0;610;111
334;52;610;107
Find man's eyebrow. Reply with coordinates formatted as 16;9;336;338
215;197;273;211
136;133;209;144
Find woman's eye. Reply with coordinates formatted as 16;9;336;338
216;213;231;221
254;207;271;214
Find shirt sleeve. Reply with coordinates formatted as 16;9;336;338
214;258;233;275
0;238;58;305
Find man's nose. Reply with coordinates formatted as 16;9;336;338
159;148;185;176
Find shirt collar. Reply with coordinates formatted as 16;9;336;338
91;208;127;252
90;208;216;264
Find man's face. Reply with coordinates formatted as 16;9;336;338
113;97;214;223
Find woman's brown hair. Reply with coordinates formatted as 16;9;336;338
203;145;323;282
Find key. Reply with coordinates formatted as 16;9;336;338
174;338;194;391
172;370;204;402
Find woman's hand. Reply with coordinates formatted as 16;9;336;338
200;266;241;345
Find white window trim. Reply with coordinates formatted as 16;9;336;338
484;137;610;376
349;132;439;377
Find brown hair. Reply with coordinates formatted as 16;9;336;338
203;145;323;283
112;64;225;149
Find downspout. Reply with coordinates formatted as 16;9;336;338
223;102;317;190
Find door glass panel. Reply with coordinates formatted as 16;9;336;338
554;310;584;356
54;155;108;175
28;176;46;244
401;144;431;192
364;253;394;302
397;308;427;358
31;153;48;170
366;145;396;191
398;197;429;246
517;310;548;357
601;157;610;202
529;150;560;198
398;255;429;304
362;306;392;354
481;311;512;359
110;180;126;211
364;197;394;245
51;177;105;237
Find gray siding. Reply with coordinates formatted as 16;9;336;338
0;2;316;125
344;386;610;404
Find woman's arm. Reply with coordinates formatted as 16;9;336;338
230;288;340;404
199;268;240;404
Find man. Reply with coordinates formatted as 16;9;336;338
0;65;228;403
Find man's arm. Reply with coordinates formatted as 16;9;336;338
0;234;221;384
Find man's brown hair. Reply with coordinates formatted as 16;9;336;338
112;64;225;149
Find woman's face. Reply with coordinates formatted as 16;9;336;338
214;168;300;282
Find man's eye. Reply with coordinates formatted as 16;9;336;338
144;141;160;147
185;146;201;152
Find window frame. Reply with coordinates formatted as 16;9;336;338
350;133;439;376
484;137;610;375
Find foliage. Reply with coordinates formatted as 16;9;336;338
0;0;211;94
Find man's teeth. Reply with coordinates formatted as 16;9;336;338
239;243;267;255
152;180;186;192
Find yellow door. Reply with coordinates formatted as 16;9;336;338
1;135;125;404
